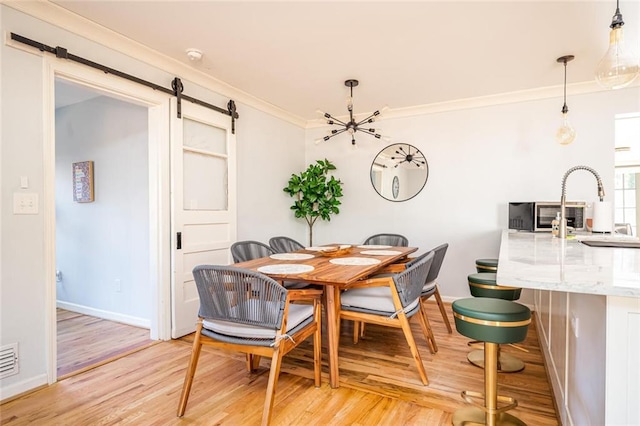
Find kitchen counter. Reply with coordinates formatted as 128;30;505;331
497;230;640;297
496;230;640;426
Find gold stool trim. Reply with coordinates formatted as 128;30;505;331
454;312;531;328
469;282;520;291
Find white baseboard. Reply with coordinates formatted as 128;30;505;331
0;373;48;402
56;301;150;329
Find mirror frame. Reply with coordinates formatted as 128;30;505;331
370;143;429;202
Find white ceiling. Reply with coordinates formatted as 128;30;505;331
49;1;639;122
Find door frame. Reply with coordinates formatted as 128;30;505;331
43;57;172;383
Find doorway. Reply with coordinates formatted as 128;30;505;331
45;63;172;383
54;77;153;376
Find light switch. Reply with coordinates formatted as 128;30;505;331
13;193;38;215
20;176;28;189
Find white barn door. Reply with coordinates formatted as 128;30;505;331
170;100;236;338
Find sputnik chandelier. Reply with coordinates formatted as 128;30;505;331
392;145;426;168
316;79;389;146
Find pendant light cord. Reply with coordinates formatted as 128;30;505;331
562;59;569;114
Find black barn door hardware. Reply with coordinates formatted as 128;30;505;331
10;32;239;130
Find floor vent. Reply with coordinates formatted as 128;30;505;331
0;343;19;379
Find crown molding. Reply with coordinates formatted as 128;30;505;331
4;1;638;132
306;80;638;129
3;0;308;128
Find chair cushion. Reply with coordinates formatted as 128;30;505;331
203;302;313;339
421;280;436;294
475;258;498;267
341;286;419;315
468;272;497;285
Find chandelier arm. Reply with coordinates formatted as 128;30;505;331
355;112;379;127
323;128;349;141
358;128;380;137
324;113;348;126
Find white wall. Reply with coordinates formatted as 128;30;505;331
55;95;150;322
306;87;640;302
235;104;306;244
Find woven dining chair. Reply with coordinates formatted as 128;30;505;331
177;265;322;426
232;240;310;290
230;240;274;263
416;243;451;353
363;233;409;247
337;251;435;385
268;236;305;253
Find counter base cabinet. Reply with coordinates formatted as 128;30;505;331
534;289;606;426
605;296;640;426
535;290;639;426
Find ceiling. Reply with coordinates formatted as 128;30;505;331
48;1;638;123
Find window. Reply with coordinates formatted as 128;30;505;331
614;113;640;236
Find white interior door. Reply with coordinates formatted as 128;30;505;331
171;100;237;338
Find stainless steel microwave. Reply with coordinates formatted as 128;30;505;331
508;201;586;232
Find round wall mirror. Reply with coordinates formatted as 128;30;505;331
370;143;429;202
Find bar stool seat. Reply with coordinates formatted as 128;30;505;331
467;273;526;373
476;258;498;273
452;297;531;426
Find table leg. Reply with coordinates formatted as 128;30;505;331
324;283;340;388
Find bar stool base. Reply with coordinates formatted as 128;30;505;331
452;407;527;426
468;350;525;373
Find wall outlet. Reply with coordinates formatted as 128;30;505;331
570;314;579;338
13;193;38;214
115;279;122;293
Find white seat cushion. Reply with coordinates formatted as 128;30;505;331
341;286;419;314
422;280;436;293
203;302;314;339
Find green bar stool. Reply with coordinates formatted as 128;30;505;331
452;298;531;426
467;273;526;373
476;258;498;273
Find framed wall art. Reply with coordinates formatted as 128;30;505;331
72;160;94;203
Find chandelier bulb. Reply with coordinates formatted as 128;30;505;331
556;112;577;145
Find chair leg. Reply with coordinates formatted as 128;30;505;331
418;300;438;354
313;302;322;387
360;322;366;337
246;354;262;372
434;286;452;334
177;324;204;417
261;348;284;426
398;312;429;385
353;321;360;344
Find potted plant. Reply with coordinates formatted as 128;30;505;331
283;159;344;246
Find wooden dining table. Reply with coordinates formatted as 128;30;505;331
232;244;417;388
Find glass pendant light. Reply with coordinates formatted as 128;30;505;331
595;0;640;89
556;55;577;145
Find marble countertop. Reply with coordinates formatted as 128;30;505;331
497;230;640;297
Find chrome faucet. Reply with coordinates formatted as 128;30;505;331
559;165;605;238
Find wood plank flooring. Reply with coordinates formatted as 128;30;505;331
56;308;156;378
2;302;559;425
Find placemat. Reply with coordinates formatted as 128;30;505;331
269;253;315;260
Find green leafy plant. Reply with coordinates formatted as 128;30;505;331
283;159;344;246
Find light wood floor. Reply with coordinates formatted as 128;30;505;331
2;302;559;425
56;308;156;378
